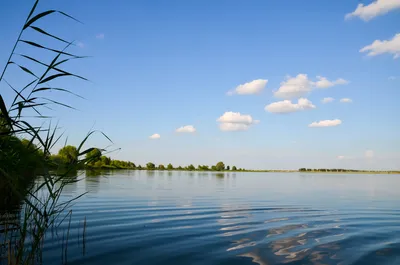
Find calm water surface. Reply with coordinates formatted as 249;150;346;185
42;170;400;265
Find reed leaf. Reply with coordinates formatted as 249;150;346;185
30;26;70;44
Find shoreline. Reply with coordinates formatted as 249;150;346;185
85;168;400;175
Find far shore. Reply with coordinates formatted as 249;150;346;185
84;168;400;175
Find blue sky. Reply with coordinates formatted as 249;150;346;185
1;0;399;170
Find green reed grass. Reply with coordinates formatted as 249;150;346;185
0;0;111;264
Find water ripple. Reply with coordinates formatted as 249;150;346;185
37;171;400;265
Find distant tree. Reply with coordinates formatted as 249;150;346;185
85;148;102;166
211;165;217;171
158;164;165;170
226;166;230;171
94;160;103;168
178;166;183;170
100;156;112;166
138;165;142;170
146;162;156;170
188;164;195;171
215;161;225;171
167;163;174;170
299;168;306;172
232;166;237;171
58;145;78;165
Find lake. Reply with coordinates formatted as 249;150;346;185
41;170;400;265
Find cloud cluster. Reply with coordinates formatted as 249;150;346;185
265;98;316;114
149;133;160;139
176;125;196;133
227;79;268;95
360;33;400;59
274;74;348;99
345;0;400;21
308;119;342;128
315;76;349;88
217;112;259;131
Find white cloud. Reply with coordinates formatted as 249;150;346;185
265;98;316;114
340;98;353;103
149;133;160;139
96;33;105;39
365;150;374;158
227;79;268;95
360;33;400;59
337;155;355;160
274;74;348;99
315;76;349;88
345;0;400;21
176;125;196;133
77;42;85;48
219;123;250;131
274;74;313;99
321;97;335;103
308;119;342;128
217;112;259;131
388;76;397;80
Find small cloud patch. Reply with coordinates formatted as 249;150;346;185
309;119;342;128
321;97;335;104
265;98;316;114
217;112;259;131
227;79;268;95
176;125;196;133
149;133;160;139
340;98;353;103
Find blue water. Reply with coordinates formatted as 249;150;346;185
42;170;400;264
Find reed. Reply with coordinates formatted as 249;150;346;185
0;0;108;264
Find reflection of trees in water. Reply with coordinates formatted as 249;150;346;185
146;171;155;178
85;170;105;194
215;173;224;178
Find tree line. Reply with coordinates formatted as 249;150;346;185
299;168;400;173
50;146;244;171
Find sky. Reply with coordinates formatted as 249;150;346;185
1;0;400;170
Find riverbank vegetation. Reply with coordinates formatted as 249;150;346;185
0;0;103;263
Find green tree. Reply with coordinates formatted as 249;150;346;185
211;165;217;171
178;166;183;170
100;156;111;166
187;164;195;171
58;145;78;165
215;161;225;171
85;148;102;166
226;166;230;170
158;164;165;170
167;163;174;170
232;166;237;171
94;160;104;168
146;162;156;170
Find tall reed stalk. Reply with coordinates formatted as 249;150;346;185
0;1;109;264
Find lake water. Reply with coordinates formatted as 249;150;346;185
42;170;400;265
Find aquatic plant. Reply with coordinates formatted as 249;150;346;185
0;0;110;263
